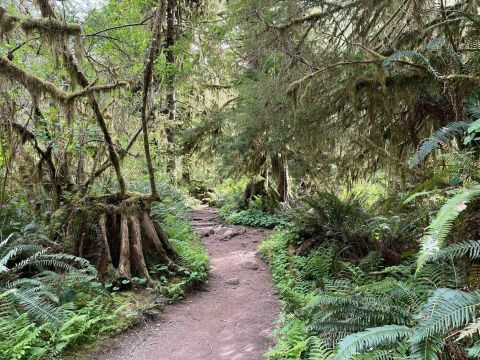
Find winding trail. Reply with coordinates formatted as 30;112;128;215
89;206;280;360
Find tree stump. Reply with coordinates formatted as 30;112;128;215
58;193;180;283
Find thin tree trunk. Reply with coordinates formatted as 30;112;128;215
272;153;289;203
99;215;114;275
117;215;131;278
140;0;168;199
129;216;151;281
141;213;172;264
165;0;177;177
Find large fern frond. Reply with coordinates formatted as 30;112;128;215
382;51;439;77
427;240;480;262
467;342;480;358
410;334;444;360
416;187;480;271
333;325;412;360
2;288;63;324
306;336;333;360
410;288;480;343
410;121;470;167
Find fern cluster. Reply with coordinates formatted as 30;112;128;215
0;231;141;359
261;227;480;360
219;194;286;229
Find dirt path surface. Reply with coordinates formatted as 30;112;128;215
88;206;280;360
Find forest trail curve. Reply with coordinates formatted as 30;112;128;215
88;206;280;360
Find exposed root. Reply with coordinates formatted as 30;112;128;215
118;215;131;278
130;215;152;284
60;193;182;284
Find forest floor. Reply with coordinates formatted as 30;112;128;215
86;206;280;360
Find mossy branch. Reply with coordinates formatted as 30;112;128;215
20;18;81;36
287;60;378;97
0;7;19;41
0;56;126;105
272;1;362;31
1;7;82;43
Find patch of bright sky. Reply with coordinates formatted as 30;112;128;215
56;0;106;21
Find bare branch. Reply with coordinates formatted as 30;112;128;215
82;16;153;37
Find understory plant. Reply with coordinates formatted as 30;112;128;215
261;188;480;360
0;184;209;358
219;194;285;228
154;210;209;301
0;231;141;359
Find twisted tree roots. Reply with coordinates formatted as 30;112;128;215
58;193;180;283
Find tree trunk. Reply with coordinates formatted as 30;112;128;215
117;215;131;278
140;0;168;199
129;215;151;282
165;0;177;177
271;153;289;202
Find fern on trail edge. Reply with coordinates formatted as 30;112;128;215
333;325;412;360
261;227;480;360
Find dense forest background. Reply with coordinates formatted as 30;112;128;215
2;0;480;359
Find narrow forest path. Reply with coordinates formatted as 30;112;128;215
88;206;280;360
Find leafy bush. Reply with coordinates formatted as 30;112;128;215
205;179;247;207
224;207;285;228
287;192;372;257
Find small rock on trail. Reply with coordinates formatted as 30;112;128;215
87;206;280;360
226;277;240;285
241;260;259;270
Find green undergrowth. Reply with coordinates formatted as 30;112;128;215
206;179;285;228
0;183;209;359
1;273;153;360
219;192;285;229
156;211;209;301
146;182;209;301
260;225;480;360
221;205;285;228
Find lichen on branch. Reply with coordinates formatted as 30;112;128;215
0;56;127;106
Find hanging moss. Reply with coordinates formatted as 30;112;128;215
0;7;19;42
0;56;126;101
20;18;81;37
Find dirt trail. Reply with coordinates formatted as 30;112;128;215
88;206;280;360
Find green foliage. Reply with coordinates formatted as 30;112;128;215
417;187;480;271
0;284;138;359
410;121;471;167
333;325;412;360
261;200;480;360
288;192;372;257
411;288;480;343
0;231;141;359
0;232;94;324
158;211;209;301
218;184;285;228
224;206;285;228
382;50;439;77
427;240;480;262
266;316;310;360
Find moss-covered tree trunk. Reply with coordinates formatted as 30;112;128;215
62;194;180;282
272;153;289;203
165;0;177;177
